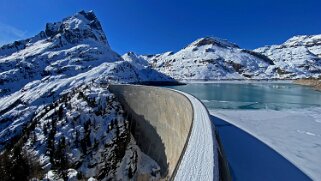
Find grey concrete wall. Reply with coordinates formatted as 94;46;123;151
109;85;193;179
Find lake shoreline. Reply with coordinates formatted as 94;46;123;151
294;79;321;91
179;79;294;84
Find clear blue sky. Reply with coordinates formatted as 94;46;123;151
0;0;320;54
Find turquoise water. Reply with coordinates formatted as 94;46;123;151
168;83;321;110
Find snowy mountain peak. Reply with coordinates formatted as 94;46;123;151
124;37;275;80
187;37;239;49
0;10;110;59
0;10;127;96
44;10;108;46
283;34;321;48
124;51;138;57
254;34;321;78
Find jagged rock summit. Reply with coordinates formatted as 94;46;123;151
0;10;126;97
187;37;240;49
44;10;109;46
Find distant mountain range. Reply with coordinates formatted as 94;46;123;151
123;35;321;80
0;10;320;180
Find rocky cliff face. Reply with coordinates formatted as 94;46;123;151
255;35;321;79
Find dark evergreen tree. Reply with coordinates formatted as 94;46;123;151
115;124;120;138
80;139;87;154
31;132;37;145
43;124;48;135
84;120;91;147
0;147;43;181
93;138;98;150
10;146;30;181
46;119;57;163
58;106;64;120
75;130;80;147
0;151;11;181
110;119;114;130
55;137;69;179
128;166;133;178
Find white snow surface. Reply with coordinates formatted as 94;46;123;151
44;169;78;181
255;34;321;79
174;90;219;181
210;108;321;180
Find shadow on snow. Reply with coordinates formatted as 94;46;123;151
210;115;311;181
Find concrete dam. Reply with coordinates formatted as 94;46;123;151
109;85;221;180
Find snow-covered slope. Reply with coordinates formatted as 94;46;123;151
122;52;175;82
0;61;139;148
123;37;275;80
255;35;321;79
0;10;163;180
0;10;174;98
124;35;321;80
0;83;160;180
0;10;138;147
0;10;124;97
0;10;175;148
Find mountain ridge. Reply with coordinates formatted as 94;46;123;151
123;36;274;80
123;35;321;80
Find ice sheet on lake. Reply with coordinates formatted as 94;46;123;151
210;108;321;180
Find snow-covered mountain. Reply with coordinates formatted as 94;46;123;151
123;37;275;80
1;11;131;147
0;10;164;180
0;10;121;96
0;10;174;147
123;35;321;80
255;35;321;79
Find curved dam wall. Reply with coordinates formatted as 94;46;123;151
109;85;193;179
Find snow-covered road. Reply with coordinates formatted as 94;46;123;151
174;91;219;181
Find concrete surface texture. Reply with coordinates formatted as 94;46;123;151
174;91;219;181
109;85;194;179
